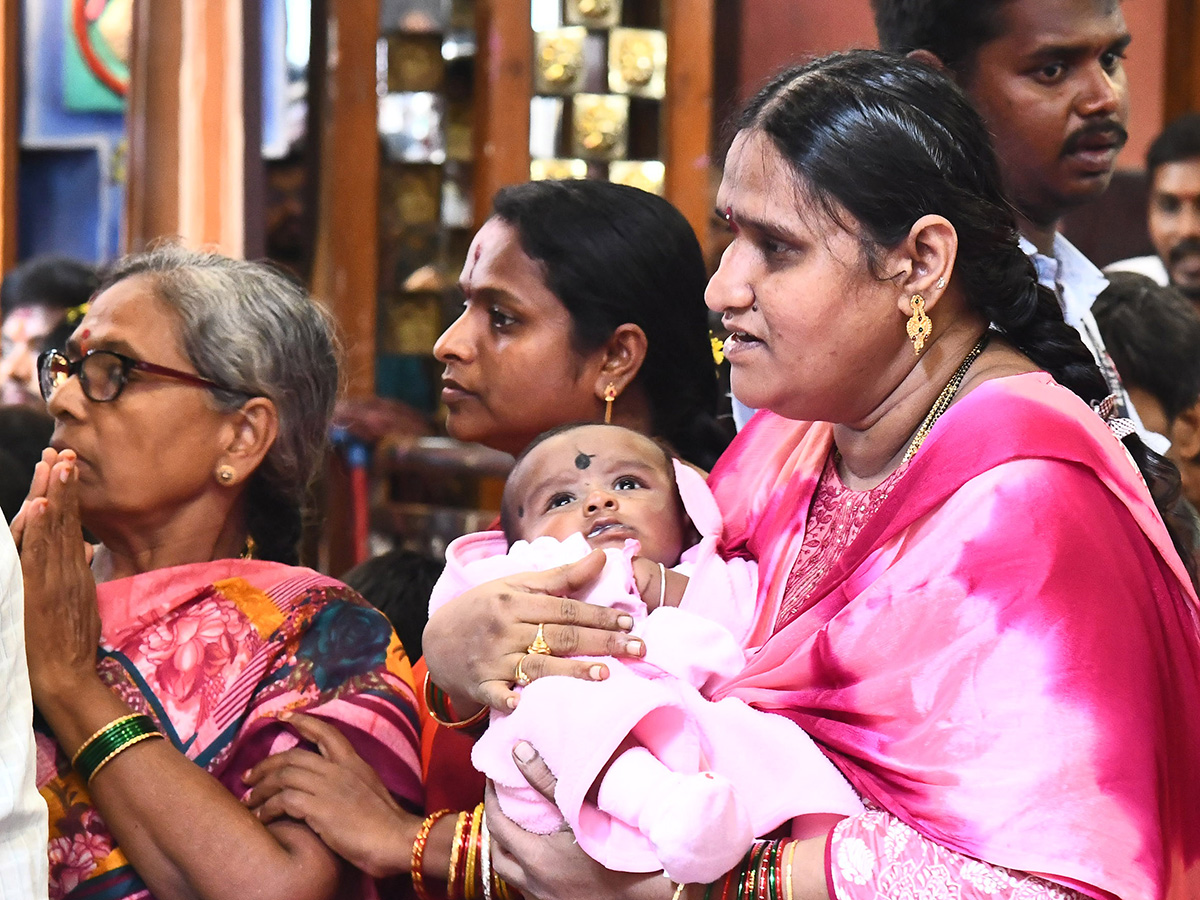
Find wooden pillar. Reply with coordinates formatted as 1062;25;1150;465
1165;0;1200;121
125;0;246;256
308;0;379;399
664;0;714;250
473;0;532;228
0;0;19;276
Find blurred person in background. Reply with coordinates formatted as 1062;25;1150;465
1;256;98;407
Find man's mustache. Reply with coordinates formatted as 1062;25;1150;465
1169;236;1200;265
1061;121;1129;156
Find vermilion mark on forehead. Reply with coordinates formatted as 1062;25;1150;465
464;242;483;285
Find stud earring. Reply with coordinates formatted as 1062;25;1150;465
936;277;945;290
906;293;932;355
603;383;617;424
217;465;236;484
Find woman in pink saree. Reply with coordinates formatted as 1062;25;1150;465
12;246;421;900
418;52;1200;900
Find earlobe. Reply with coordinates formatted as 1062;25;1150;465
217;397;280;484
896;215;957;313
1170;402;1200;460
907;49;949;74
594;323;648;399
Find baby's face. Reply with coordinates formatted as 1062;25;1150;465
508;425;686;566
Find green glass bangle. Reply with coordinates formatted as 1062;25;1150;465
74;714;161;783
766;841;779;900
736;843;762;900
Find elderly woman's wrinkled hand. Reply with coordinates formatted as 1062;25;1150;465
10;447;58;551
422;550;647;712
244;713;417;879
18;452;101;702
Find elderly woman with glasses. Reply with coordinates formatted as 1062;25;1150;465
12;246;421;900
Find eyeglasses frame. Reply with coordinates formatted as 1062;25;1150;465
37;348;244;404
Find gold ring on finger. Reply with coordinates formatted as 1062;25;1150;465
515;653;533;687
526;622;553;656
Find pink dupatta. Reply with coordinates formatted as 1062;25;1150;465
708;373;1200;900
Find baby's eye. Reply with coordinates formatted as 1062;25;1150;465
613;476;644;491
546;492;574;510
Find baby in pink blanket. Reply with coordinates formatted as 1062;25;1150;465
428;424;862;883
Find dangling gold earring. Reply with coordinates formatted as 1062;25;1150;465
906;293;932;355
217;465;236;485
603;383;617;424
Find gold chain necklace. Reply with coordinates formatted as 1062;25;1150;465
902;334;990;463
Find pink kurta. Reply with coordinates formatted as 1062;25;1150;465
708;373;1200;900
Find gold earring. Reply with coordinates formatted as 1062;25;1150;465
217;465;236;484
603;383;617;424
906;293;932;355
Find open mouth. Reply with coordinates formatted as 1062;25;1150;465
723;327;764;355
1063;126;1126;174
586;520;630;540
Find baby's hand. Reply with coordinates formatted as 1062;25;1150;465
632;557;688;610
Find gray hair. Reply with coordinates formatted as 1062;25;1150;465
100;245;340;560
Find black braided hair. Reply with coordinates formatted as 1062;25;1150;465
738;51;1197;585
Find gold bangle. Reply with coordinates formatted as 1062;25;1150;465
465;802;484;900
448;810;469;900
71;713;141;767
783;840;797;900
425;672;489;731
87;731;164;783
411;809;452;900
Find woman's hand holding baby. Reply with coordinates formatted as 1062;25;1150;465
423;551;647;712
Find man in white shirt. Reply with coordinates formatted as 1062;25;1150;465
0;514;47;898
871;0;1161;448
1107;113;1200;309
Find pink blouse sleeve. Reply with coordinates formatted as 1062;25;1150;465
827;810;1091;900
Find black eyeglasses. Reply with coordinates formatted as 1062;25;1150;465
37;348;245;403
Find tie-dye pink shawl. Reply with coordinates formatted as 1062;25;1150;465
37;559;422;900
707;373;1200;900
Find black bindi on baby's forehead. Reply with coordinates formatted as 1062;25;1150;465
574;451;594;470
517;504;524;518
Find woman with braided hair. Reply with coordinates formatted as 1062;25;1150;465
418;51;1200;900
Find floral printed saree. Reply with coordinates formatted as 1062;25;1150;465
36;559;422;900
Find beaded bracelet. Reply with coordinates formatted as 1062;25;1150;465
72;714;163;783
424;672;489;732
411;809;452;900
